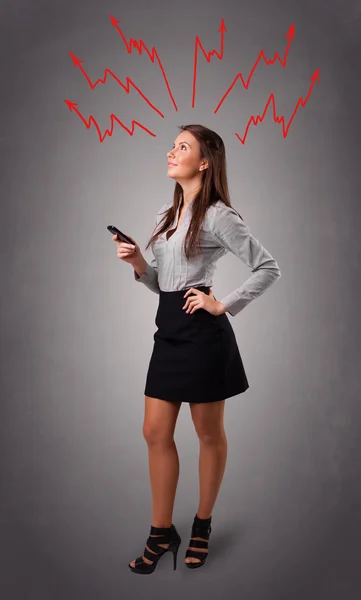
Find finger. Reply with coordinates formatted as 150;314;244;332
119;242;136;249
185;300;198;312
118;248;135;258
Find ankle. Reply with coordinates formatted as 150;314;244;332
195;512;212;521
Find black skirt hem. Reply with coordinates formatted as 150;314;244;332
144;384;250;404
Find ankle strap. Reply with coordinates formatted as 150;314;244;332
194;514;212;523
150;524;173;535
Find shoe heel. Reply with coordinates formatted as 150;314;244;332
169;541;180;570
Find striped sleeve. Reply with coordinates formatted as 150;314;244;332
133;201;170;294
211;204;281;317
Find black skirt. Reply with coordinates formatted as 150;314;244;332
144;286;249;403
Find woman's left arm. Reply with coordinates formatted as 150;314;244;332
211;204;281;317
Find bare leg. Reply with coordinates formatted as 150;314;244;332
129;396;182;568
185;400;227;564
197;432;227;518
148;438;180;526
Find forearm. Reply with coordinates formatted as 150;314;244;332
133;255;160;294
132;255;147;278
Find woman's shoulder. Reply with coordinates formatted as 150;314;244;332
207;199;241;223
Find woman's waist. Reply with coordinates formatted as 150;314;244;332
159;285;211;296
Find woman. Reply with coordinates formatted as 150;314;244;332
113;124;281;574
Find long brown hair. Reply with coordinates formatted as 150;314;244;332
145;124;244;261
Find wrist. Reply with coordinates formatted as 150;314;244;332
132;255;146;277
217;301;226;315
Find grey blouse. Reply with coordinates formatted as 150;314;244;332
134;199;281;317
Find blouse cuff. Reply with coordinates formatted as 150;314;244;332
133;261;160;294
218;292;250;317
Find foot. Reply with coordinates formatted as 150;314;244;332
184;535;209;565
129;535;170;569
184;513;211;565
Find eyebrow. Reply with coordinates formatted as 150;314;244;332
172;141;191;148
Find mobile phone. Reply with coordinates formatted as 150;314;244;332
107;225;135;245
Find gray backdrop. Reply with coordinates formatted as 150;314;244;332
1;0;360;598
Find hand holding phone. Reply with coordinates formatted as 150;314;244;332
107;225;140;264
107;225;135;245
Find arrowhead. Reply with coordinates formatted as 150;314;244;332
68;51;84;68
310;68;320;82
64;99;78;111
109;14;120;27
218;17;227;32
285;23;295;40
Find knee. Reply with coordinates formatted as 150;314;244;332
143;422;174;445
195;426;226;445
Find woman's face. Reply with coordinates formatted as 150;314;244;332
167;131;206;180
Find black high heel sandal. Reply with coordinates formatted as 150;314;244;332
184;513;212;569
128;524;181;574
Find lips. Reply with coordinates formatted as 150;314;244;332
168;163;177;166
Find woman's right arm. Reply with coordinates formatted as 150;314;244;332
131;201;171;294
133;255;160;294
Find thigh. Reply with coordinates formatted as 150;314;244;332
189;400;226;438
143;395;182;440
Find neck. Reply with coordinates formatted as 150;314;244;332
179;178;202;206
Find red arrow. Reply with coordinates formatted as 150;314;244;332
68;51;164;118
109;14;178;112
234;67;320;144
64;100;156;142
192;17;227;108
214;23;295;113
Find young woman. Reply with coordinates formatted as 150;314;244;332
113;124;281;574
